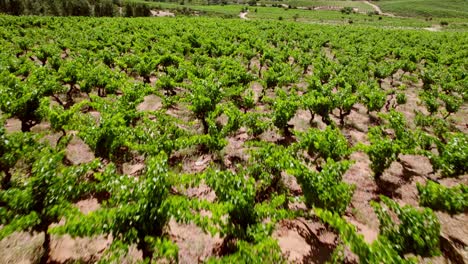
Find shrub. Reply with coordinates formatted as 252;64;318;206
341;7;353;15
432;133;468;177
372;196;441;257
296;127;350;161
417;181;468;214
295;159;354;215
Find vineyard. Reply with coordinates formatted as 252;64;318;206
0;14;467;263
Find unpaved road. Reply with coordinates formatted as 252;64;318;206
150;10;175;17
424;25;442;32
239;11;249;20
363;1;441;31
363;1;395;17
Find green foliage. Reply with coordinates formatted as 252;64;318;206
414;111;452;139
133;55;157;83
375;0;468;18
188;79;223;133
341;7;354;15
208;238;285;263
38;97;87;138
130;114;188;157
202;173;287;262
420;90;440;115
365;126;401;178
52;152;174;261
417;181;468;214
0;147;99;239
431;133;468;177
0;14;466;263
380;111;416;148
263;62;298;89
317;190;441;262
303;78;335;124
295;159;354;215
0;71;44;131
372;196;441;257
359;83;386;114
316;208;416;264
205;169;257;240
0;126;40;189
364;111;420;177
296;126;350;161
440;93;463;118
79;62;124;96
80;110;132;160
247;142;295;201
334;84;357;126
243;112;270;137
200;143;295;256
396;92;407;105
156;75;177;96
271;89;299;135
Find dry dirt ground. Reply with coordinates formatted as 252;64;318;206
362;1;396;17
239;11;249;20
150;10;175;17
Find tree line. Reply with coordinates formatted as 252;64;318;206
0;0;152;17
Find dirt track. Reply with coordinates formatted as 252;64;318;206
362;1;396;17
239;11;249;20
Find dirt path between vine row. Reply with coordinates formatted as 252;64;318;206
362;1;395;17
150;10;175;17
239;11;249;20
424;24;442;32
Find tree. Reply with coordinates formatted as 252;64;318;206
94;0;115;17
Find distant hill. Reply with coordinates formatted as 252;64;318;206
374;0;468;18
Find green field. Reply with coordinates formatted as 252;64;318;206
259;0;375;12
146;1;468;30
376;0;468;18
146;0;468;18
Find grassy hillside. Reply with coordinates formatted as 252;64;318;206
259;0;375;12
145;1;468;30
376;0;468;18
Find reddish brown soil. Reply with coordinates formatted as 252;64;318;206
65;136;95;165
273;218;336;264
